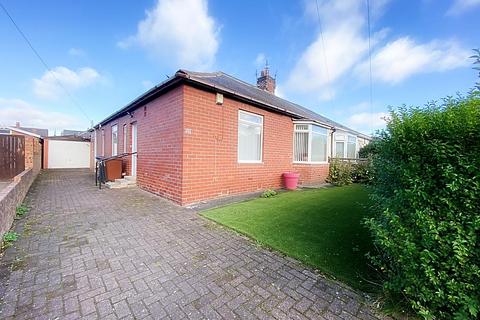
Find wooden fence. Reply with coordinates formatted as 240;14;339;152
0;135;25;180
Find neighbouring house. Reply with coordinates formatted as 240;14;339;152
0;122;45;173
91;67;370;205
61;129;90;138
0;123;44;239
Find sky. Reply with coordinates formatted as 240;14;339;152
0;0;478;135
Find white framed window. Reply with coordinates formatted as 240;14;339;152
93;130;97;158
238;110;263;163
123;124;128;153
101;129;105;156
335;141;345;158
111;124;118;156
347;135;357;158
293;123;328;163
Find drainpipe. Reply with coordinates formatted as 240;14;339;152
330;128;336;161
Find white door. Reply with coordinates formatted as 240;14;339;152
48;140;91;168
131;123;137;176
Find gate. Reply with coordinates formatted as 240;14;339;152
0;135;25;179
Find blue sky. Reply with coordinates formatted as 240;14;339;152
0;0;478;135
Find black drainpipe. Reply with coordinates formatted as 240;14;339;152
330;128;336;161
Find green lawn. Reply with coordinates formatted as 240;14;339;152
201;185;378;292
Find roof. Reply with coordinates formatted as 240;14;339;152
6;127;42;138
94;70;370;139
45;135;90;142
61;129;86;136
18;126;48;138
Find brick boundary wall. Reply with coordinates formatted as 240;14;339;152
0;168;36;241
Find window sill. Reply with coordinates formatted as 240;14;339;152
238;161;263;164
293;161;328;165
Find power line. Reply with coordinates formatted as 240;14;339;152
315;0;332;99
0;2;92;124
366;0;373;109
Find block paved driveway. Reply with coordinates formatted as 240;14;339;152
0;170;386;319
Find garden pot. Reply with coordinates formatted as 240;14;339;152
283;172;300;190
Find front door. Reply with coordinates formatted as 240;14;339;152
131;122;137;176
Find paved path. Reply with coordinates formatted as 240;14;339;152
0;170;386;319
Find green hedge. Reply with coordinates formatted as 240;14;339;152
327;159;372;186
365;95;480;319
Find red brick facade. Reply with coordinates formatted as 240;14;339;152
94;84;329;205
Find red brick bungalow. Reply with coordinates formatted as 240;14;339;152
91;67;370;205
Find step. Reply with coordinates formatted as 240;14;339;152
124;176;136;181
106;179;136;189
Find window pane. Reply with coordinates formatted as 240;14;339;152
112;125;118;156
347;143;356;158
238;122;262;161
311;132;327;162
295;124;308;131
335;141;344;158
312;125;327;134
294;131;309;162
348;135;356;143
239;112;262;124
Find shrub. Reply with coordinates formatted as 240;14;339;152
261;189;277;198
365;95;480;319
327;159;353;186
358;140;379;158
351;160;372;184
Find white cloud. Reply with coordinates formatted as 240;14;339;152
33;66;101;100
346;111;389;133
119;0;219;70
68;48;86;56
355;38;470;84
284;0;469;99
285;0;388;100
446;0;480;15
0;98;84;133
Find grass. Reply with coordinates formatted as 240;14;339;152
201;184;378;292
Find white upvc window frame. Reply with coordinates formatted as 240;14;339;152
346;134;357;158
293;121;329;164
101;129;105;156
93;130;98;158
238;110;263;163
333;132;358;159
123;124;128;153
111;124;118;156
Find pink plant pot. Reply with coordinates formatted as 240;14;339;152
283;172;300;190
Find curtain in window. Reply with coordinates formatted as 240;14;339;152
294;131;309;162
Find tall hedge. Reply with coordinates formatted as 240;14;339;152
365;94;480;319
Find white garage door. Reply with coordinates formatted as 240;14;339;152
48;140;91;168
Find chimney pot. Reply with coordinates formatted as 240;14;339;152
15;122;20;128
256;64;276;94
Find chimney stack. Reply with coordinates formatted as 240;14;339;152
15;121;20;128
256;62;276;94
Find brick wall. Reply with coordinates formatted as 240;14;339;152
0;168;36;241
91;84;329;206
94;86;184;203
181;85;329;205
15;134;42;174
